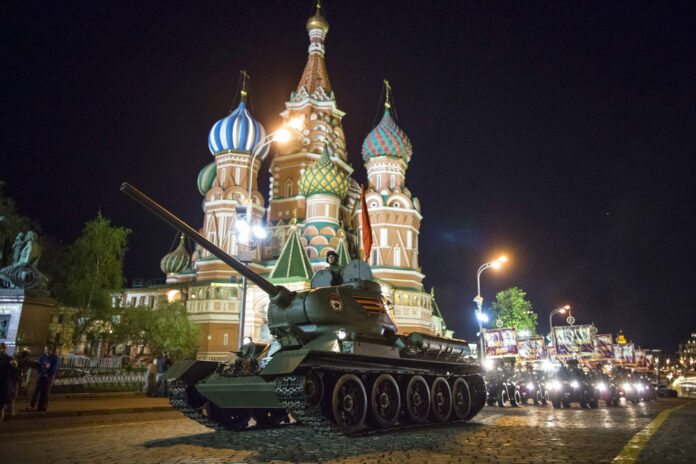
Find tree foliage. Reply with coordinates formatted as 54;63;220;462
113;301;199;359
490;287;538;335
51;212;130;344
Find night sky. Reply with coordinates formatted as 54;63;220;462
2;1;695;352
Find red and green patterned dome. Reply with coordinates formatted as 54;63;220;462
361;110;412;163
298;147;349;198
160;235;190;275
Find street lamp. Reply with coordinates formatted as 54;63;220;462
474;255;507;362
549;304;571;357
235;118;303;349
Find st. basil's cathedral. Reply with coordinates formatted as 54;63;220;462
122;4;452;360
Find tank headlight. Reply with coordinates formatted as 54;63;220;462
597;383;607;392
635;383;644;391
549;380;561;390
571;381;580;389
527;385;534;391
483;359;495;371
623;383;632;391
337;329;348;340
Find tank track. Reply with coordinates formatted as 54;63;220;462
169;379;291;432
168;379;227;431
275;368;486;437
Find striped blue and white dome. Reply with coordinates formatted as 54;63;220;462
208;101;269;157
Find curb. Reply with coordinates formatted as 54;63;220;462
6;406;174;421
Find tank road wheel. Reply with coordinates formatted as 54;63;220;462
253;409;289;427
452;378;471;420
405;375;431;424
331;374;368;435
542;390;549;406
205;402;251;430
430;377;452;422
304;370;324;408
370;374;401;428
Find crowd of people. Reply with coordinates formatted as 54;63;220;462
0;343;58;420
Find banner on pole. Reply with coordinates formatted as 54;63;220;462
483;328;518;357
553;324;593;355
518;337;546;360
614;344;624;363
622;343;636;365
593;334;614;359
635;349;647;370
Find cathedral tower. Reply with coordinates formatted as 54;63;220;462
266;3;358;264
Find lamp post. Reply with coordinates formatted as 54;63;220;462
549;304;571;357
474;255;507;362
236;119;303;349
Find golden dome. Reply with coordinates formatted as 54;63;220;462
306;4;329;33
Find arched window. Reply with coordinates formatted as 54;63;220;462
285;179;293;198
393;246;401;267
377;176;382;189
234;167;241;186
390;174;395;189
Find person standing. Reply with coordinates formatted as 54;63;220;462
10;349;30;416
29;344;58;412
0;342;18;421
155;351;171;396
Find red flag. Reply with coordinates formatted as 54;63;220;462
360;184;373;260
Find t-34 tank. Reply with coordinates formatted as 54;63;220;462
121;183;486;435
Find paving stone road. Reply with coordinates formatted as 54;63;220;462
1;398;692;463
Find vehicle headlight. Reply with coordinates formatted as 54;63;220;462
550;380;561;390
336;329;348;340
483;359;495;371
635;383;644;391
527;385;534;392
571;380;580;389
623;383;632;391
597;383;607;392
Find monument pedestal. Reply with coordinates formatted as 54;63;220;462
0;288;55;356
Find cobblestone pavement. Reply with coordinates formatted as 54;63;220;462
1;399;692;463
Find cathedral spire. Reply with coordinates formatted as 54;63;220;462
297;0;331;96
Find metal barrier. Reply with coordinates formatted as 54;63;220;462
49;355;147;393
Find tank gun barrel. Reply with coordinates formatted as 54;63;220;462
120;182;280;297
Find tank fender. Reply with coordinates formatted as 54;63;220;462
259;333;340;380
162;359;219;386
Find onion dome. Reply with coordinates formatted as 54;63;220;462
208;101;269;157
361;110;413;163
306;2;329;33
197;161;216;196
298;147;349;198
160;235;190;275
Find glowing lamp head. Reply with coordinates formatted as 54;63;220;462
273;128;291;143
497;256;508;263
491;261;502;269
476;312;489;323
251;225;267;239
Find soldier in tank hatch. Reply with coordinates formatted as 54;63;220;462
325;250;343;285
